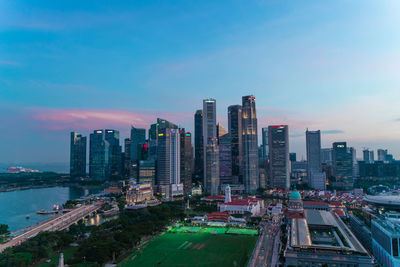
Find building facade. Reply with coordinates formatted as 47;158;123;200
203;99;218;194
332;142;354;189
268;125;290;189
130;126;146;162
219;132;233;185
194;110;204;182
228;104;242;183
242;95;259;193
180;129;193;195
105;129;122;178
306;130;326;190
70;132;87;178
89;130;110;180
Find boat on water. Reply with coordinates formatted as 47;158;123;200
36;209;58;215
26;215;30;219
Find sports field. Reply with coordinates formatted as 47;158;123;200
119;232;257;267
169;226;258;236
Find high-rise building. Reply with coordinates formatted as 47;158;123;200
332;142;354;189
363;149;375;163
203;98;218;193
268;125;290;189
180;129;192;195
138;160;156;186
289;153;297;162
70;132;87;178
321;148;333;166
130;126;146;161
123;138;132;178
89;130;110;180
378;149;388;162
105;129;122;178
228;105;242;182
261;127;269;162
157;128;183;198
148;118;178;161
205;138;220;195
242;95;259;193
306;130;326;190
194;110;204;182
217;122;228;138
219;132;232;185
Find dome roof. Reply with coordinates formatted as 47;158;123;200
290;190;302;200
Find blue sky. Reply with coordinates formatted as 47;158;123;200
1;0;400;168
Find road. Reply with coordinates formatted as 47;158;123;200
252;216;282;267
0;203;101;252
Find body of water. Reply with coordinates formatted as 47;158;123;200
0;186;89;231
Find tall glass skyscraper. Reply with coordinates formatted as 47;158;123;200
332;142;354;189
180;129;192;195
242;95;259;193
261;127;268;162
219;132;232;185
105;129;122;178
228;104;242;183
130;126;146;162
306;130;326;190
89;130;110;180
203;99;218;194
70;132;87;178
205;137;220;196
194;110;203;182
268;125;290;189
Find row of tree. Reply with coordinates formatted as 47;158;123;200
0;201;185;266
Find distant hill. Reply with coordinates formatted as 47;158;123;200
0;162;69;174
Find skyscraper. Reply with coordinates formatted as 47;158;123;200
205;137;220;195
228;105;242;183
332;142;354;189
203;98;218;194
123;138;132;178
261;127;269;162
306;130;326;190
321;148;333;166
130;126;146;161
217;122;228;138
363;149;374;163
194;110;203;181
157;128;182;198
219;132;233;185
268;125;290;189
70;132;87;178
105;129;122;178
89;130;110;180
180;129;192;195
377;149;388;162
242;95;259;193
148;118;178;161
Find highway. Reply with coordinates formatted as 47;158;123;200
0;203;101;252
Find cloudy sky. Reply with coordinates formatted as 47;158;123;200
1;0;400;167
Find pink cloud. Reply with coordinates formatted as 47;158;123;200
29;107;193;133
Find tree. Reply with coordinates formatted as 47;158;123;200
0;224;9;235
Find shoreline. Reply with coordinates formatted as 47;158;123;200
0;183;104;193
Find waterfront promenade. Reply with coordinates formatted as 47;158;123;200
0;203;101;252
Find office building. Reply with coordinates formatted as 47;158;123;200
180;129;192;195
138;160;156;186
321;148;333;166
261;127;269;162
217;122;228;138
242;95;259;193
219;132;233;185
332;142;354;189
289;153;296;162
157;128;183;198
268;125;290;189
123;138;132;177
130;126;146;162
228;105;242;182
378;149;389;162
89;130;110;180
205;137;220;196
306;130;326;190
203;98;218;193
363;149;375;163
194;110;204;182
372;212;400;267
105;129;122;178
70;132;87;178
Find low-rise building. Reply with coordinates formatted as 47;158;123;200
126;183;154;205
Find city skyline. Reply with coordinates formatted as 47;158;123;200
2;0;400;165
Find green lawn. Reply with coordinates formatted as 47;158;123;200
37;247;91;267
119;232;257;267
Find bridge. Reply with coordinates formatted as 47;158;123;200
0;203;101;252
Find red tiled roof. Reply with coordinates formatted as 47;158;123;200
303;201;329;207
206;212;230;222
331;209;345;217
286;212;305;219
